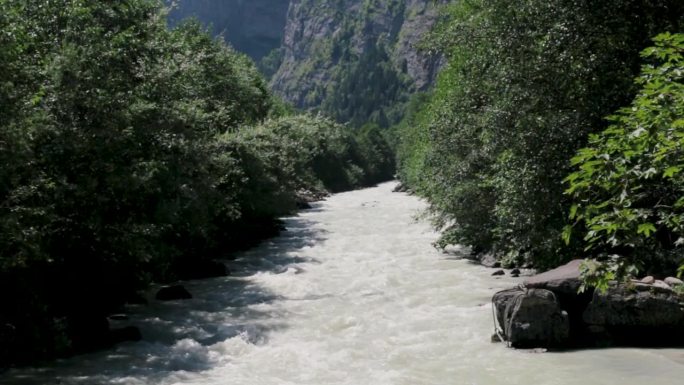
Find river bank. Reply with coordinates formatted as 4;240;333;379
2;182;683;384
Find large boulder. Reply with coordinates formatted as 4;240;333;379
524;259;583;296
493;288;569;348
583;284;684;345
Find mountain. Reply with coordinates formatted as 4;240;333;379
270;0;444;127
168;0;290;60
171;0;444;127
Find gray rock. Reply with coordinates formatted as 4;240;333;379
480;253;501;268
492;269;505;276
156;285;192;301
641;276;655;284
524;259;583;296
392;183;409;193
495;288;570;348
653;280;673;293
665;277;684;287
583;285;684;327
492;288;523;330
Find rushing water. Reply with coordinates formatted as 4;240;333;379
3;182;684;385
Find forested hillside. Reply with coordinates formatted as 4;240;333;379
397;1;684;283
0;0;392;367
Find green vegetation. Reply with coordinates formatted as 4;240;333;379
566;33;684;281
397;1;684;274
0;0;391;367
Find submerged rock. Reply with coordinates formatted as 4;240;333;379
492;269;505;276
156;285;192;301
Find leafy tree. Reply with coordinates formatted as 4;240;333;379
0;0;392;367
566;33;684;280
398;0;684;268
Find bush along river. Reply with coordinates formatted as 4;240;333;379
2;182;683;384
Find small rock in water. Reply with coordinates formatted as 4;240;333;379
510;268;521;275
641;276;655;285
664;277;683;287
156;285;192;301
492;270;505;276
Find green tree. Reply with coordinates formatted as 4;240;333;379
566;33;684;280
398;0;684;268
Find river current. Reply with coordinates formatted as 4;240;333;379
3;182;684;385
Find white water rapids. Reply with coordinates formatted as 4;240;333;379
3;182;684;385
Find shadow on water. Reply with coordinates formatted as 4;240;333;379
2;210;328;385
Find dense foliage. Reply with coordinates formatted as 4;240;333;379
397;0;684;269
0;0;391;367
566;33;684;285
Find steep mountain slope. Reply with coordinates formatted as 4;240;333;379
271;0;444;126
171;0;444;127
169;0;289;60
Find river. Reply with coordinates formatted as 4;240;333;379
3;181;683;385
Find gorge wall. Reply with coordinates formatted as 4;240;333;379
172;0;445;126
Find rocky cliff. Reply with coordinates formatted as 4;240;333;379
270;0;444;126
169;0;290;60
172;0;444;126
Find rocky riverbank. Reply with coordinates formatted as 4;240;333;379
491;260;684;349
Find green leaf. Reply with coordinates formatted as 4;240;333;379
663;166;681;178
637;223;657;237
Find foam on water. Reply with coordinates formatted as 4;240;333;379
3;182;683;384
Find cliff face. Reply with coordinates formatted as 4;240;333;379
270;0;444;126
172;0;444;126
169;0;289;60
